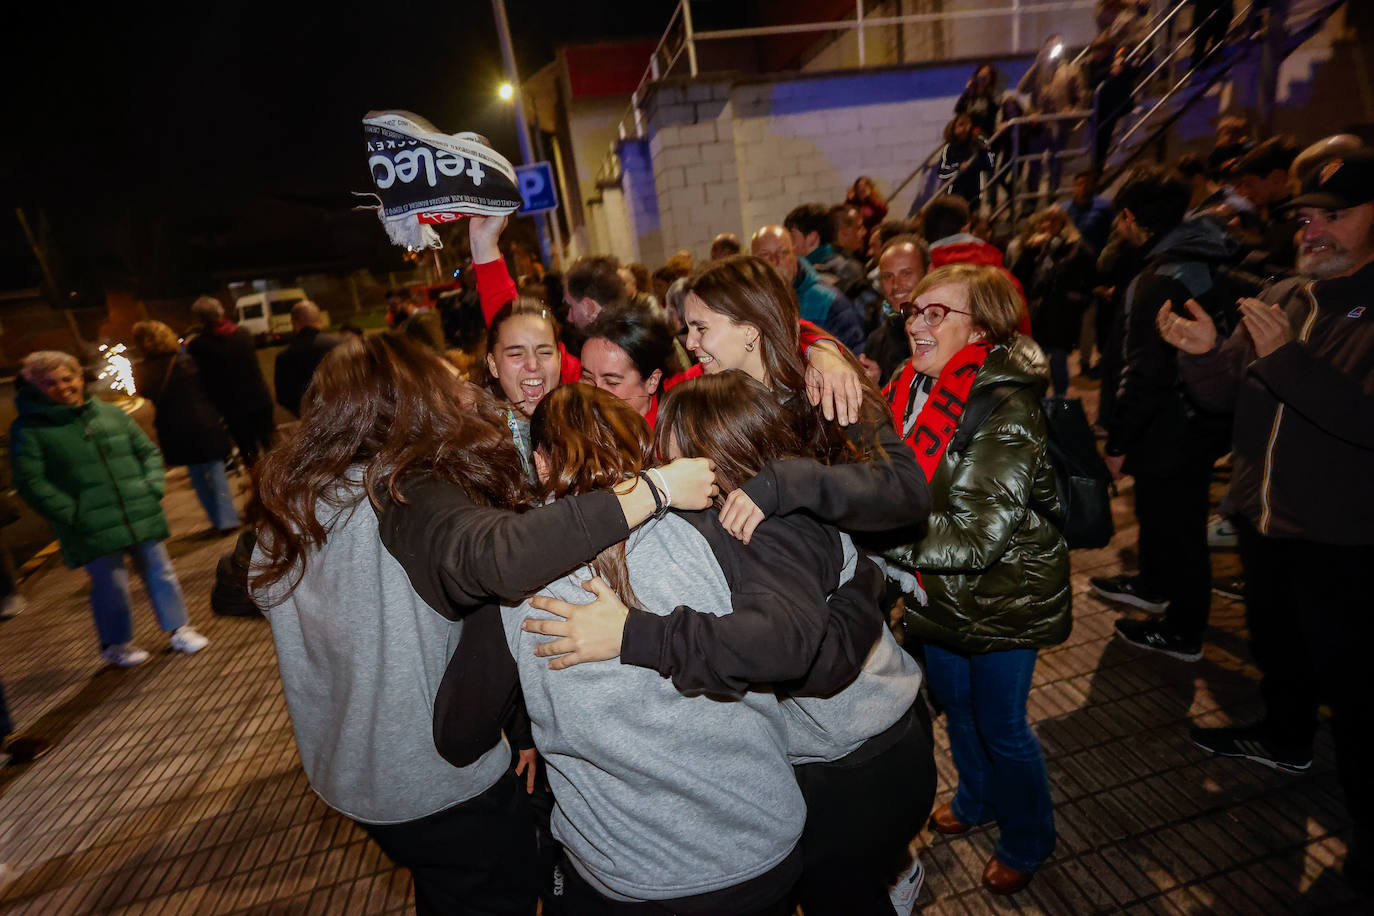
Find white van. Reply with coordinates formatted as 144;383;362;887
233;288;326;344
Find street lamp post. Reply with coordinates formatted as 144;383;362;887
491;0;555;269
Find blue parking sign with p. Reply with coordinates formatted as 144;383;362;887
516;162;558;214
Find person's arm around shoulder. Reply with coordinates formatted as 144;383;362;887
376;459;716;618
534;513;883;698
735;399;929;535
888;393;1043;573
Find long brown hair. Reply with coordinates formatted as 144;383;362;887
683;254;886;465
528;384;650;607
655;371;806;498
249;334;531;596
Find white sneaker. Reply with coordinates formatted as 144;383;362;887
0;594;26;618
889;854;925;915
100;643;150;667
169;626;209;654
1207;515;1238;548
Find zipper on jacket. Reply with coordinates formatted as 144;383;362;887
84;410;140;544
1258;284;1319;534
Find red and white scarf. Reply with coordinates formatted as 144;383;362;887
884;341;992;481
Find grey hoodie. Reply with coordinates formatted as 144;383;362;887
254;494;509;824
502;512;804;902
780;537;922;764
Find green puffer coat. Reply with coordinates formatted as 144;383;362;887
9;387;169;568
885;336;1072;653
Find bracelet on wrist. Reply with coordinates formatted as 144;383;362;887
647;467;672;515
638;472;667;519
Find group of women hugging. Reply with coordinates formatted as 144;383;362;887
246;216;1072;914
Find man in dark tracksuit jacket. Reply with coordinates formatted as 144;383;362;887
274;302;341;417
1160;150;1374;897
1091;168;1234;659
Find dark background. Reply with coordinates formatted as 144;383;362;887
0;0;680;299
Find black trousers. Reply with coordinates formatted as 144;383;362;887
1134;460;1214;641
360;771;538;916
793;703;938;915
225;405;276;466
1236;517;1374;851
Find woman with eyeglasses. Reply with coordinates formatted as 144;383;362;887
880;263;1070;897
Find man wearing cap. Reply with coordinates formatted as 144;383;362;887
1157;148;1374;897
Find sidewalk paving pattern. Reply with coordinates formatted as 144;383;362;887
0;396;1367;913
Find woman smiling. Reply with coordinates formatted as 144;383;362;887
881;263;1070;897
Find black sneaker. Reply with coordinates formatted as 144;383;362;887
1190;725;1312;774
1212;576;1246;601
1091;575;1170;613
1114;619;1202;661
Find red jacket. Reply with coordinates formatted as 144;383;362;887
929;238;1033;337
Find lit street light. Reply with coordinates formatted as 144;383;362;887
498;82;515;102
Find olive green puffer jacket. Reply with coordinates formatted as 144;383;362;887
885;336;1072;653
9;386;169;568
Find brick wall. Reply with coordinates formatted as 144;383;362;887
638;62;1032;262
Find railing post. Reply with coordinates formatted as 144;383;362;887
856;0;866;67
1010;122;1021;221
1012;0;1022;54
682;0;699;78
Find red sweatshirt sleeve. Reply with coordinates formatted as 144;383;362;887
475;258;519;326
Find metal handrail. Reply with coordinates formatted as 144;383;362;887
1098;0;1343;188
894;108;1091;216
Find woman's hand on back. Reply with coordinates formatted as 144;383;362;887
804;341;862;426
718;489;766;545
525;577;629;669
655;457;718;510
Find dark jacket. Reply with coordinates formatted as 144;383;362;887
865;311;911;387
793;257;867;355
1104;218;1237;473
936;140;991;204
954;87;999;138
132;353;232;466
185;324;274;420
1178;262;1374;545
806;244;868;303
274;328;342;416
882;337;1072;653
1094;231;1147;423
9;388;169;568
1012;232;1098;351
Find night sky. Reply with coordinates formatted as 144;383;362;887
2;1;678;298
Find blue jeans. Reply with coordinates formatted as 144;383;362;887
923;645;1055;874
84;540;189;647
186;460;240;530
